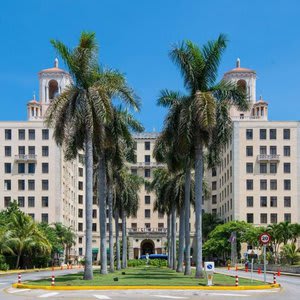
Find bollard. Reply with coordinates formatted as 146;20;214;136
258;267;261;274
52;266;54;272
277;269;281;277
51;275;55;286
273;273;277;284
227;264;230;271
61;265;63;270
235;265;238;271
235;275;239;286
245;266;248;272
18;273;21;284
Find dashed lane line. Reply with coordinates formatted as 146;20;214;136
205;293;249;297
38;292;60;298
154;296;188;299
94;295;111;299
8;288;30;293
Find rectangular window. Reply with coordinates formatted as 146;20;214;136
246;146;253;157
28;163;35;174
131;223;137;230
270;129;277;139
144;169;151;178
270;163;277;174
4;196;11;207
260;163;267;174
283;129;290;140
270;196;277;207
42;180;49;190
4;180;11;191
246;196;253;207
18;197;25;207
78;209;83;218
18;146;25;155
28;179;35;191
42;129;49;140
284;179;291;190
78;237;82;244
260;213;268;224
41;213;49;223
284;146;290;157
131;168;137;175
284;163;291;173
246;179;253;190
145;209;151;218
212;195;217;204
78;195;83;204
145;195;151;204
28;129;35;140
42;146;49;156
28;196;35;207
270;179;277;190
78;181;83;190
145;141;150;150
260;179;267;190
260;146;267;155
284;196;291;207
158;212;164;219
260;196;267;207
78;167;83;177
92;209;97;218
4;146;11;156
212;167;217;176
212;181;217;190
158;223;164;229
270;146;277;155
284;213;291;223
42;196;49;207
28;146;35;155
246;163;253;173
270;213;277;224
5;129;12;140
260;129;267;140
144;155;151;164
246;129;253;140
42;163;49;173
4;163;11;174
28;213;35;220
247;213;254;224
133;141;137;150
18;180;25;190
18;129;25;140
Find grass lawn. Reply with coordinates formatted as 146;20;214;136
26;266;265;286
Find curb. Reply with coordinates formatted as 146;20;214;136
12;283;281;291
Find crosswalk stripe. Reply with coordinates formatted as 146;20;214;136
206;293;249;297
39;292;59;298
9;288;30;293
94;295;111;299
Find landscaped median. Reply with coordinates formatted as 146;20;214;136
11;266;281;290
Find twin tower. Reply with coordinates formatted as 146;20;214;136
27;58;268;121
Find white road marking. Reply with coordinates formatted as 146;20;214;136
206;293;249;297
154;296;188;299
9;288;30;293
38;292;59;298
0;283;5;285
94;295;111;299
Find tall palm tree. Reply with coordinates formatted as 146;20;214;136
170;35;248;277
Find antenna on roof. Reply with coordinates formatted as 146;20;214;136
236;58;240;68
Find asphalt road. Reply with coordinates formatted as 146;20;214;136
0;268;298;300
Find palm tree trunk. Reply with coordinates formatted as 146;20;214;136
108;183;114;272
121;210;127;269
171;204;177;270
195;137;204;278
176;208;185;272
115;211;121;270
167;213;172;268
16;252;21;269
98;152;107;274
84;133;93;280
184;166;191;275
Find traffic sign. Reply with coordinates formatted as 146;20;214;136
259;233;271;244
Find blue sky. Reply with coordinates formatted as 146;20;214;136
0;0;300;131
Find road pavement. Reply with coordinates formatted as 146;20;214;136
0;267;297;300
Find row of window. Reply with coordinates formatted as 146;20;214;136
4;162;48;174
246;128;290;140
4;196;49;208
4;145;49;157
132;168;151;178
246;162;291;174
133;141;151;151
246;196;291;207
246;145;290;156
246;179;291;190
3;179;49;191
2;129;49;140
246;213;291;224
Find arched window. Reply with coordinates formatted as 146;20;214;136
237;79;247;94
48;80;59;100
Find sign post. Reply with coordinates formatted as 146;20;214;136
259;233;271;284
204;262;215;286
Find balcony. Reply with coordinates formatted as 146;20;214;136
128;227;167;234
14;154;37;161
257;154;280;162
131;162;165;168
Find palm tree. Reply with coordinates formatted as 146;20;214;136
170;35;248;277
8;212;51;269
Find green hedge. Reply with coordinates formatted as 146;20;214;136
127;259;167;268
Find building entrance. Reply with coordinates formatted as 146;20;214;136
141;239;155;255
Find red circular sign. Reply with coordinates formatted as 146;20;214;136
259;233;271;244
